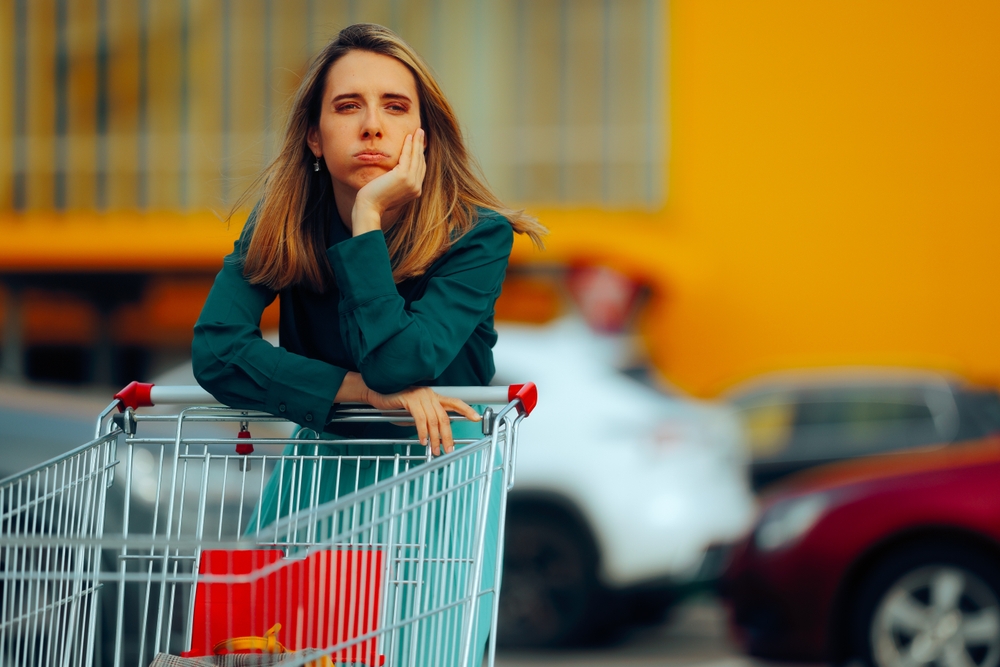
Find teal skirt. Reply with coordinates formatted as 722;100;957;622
246;416;501;667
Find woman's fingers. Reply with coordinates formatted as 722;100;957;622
422;393;443;456
408;399;431;455
415;389;473;456
396;132;413;173
371;386;482;456
394;131;420;179
442;397;481;423
435;399;454;454
402;129;424;196
413;129;426;169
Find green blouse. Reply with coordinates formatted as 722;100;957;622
192;205;514;433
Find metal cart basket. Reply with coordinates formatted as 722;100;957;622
0;381;536;667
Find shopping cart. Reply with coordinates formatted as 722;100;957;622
0;381;536;667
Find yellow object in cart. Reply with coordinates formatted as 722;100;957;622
213;624;334;666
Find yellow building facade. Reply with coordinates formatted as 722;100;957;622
2;1;999;394
527;1;1000;395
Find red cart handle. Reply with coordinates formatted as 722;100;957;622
508;382;538;416
114;381;154;411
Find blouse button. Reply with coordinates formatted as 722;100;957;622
278;403;286;413
305;413;313;422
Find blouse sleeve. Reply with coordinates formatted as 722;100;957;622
191;223;349;428
327;212;514;395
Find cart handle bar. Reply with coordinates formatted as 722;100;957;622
114;381;536;416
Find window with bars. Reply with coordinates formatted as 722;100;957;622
3;0;665;212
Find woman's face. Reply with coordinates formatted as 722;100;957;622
307;50;422;201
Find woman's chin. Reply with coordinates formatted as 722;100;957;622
331;168;391;195
355;166;393;185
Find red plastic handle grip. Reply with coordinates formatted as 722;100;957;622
507;382;537;416
114;381;155;412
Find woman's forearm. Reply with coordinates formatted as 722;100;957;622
328;214;513;395
334;371;372;404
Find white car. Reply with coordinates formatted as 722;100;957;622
491;316;755;646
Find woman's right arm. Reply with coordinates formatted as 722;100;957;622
193;217;478;450
192;234;349;429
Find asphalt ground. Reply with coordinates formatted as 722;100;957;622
496;596;764;667
0;380;113;478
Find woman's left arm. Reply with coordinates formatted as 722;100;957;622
327;214;514;395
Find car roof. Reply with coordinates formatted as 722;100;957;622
722;367;964;403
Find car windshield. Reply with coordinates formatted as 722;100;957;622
953;389;1000;440
735;385;951;463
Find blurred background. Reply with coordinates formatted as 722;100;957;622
3;1;1000;666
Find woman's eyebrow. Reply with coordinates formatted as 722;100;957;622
330;92;413;104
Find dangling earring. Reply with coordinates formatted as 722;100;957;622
313;158;321;172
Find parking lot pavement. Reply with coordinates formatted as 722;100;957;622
0;381;110;477
496;596;763;667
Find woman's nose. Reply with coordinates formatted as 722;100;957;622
361;110;383;139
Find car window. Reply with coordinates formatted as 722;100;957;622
783;388;945;461
735;393;796;459
618;364;681;396
953;389;1000;441
733;385;956;463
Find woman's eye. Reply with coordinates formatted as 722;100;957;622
387;104;408;112
336;103;361;112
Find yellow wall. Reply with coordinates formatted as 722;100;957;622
5;2;1000;395
520;1;1000;396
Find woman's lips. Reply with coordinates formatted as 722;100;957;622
354;151;391;163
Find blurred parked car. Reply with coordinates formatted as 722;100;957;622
724;369;1000;490
720;433;1000;666
492;316;754;646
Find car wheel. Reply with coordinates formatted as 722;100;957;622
497;505;603;647
622;587;674;627
852;542;1000;667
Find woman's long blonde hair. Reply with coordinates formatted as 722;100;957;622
238;23;545;291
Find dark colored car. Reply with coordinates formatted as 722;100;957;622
720;434;1000;666
725;370;1000;491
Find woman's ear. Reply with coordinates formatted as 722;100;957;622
306;126;322;158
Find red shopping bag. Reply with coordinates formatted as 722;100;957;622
183;549;385;666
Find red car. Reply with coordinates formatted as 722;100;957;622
721;435;1000;667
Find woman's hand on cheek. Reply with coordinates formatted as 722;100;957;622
364;385;480;456
351;129;427;236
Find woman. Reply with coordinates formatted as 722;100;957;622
192;22;544;666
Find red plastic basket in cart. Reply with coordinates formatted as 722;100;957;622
184;549;385;665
